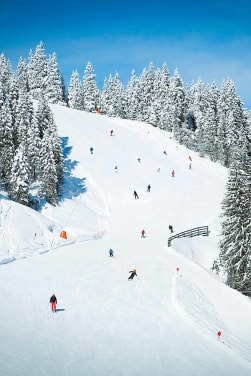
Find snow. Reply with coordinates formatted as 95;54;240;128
0;105;250;375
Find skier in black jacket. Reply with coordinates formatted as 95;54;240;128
128;269;137;280
133;191;139;199
50;294;57;313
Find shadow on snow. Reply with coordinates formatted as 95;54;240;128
59;137;87;201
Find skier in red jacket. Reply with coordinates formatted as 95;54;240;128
141;229;146;238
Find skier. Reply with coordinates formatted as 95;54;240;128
128;269;137;280
163;150;167;156
157;168;160;172
141;229;146;238
133;190;139;199
171;169;175;177
137;158;141;163
109;248;114;257
147;184;151;192
115;165;118;173
50;294;57;313
169;225;174;233
90;147;94;154
110;130;113;136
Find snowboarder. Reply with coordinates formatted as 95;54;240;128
109;249;114;257
141;229;146;238
147;184;151;192
50;294;57;313
128;269;137;280
133;190;139;199
171;170;175;177
110;130;113;136
169;225;174;233
90;147;94;154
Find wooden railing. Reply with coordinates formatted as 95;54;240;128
168;226;209;247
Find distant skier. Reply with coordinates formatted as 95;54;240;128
50;294;57;313
109;249;114;257
171;170;175;177
169;225;174;233
128;269;137;280
147;184;151;192
90;147;94;154
189;163;192;170
157;168;160;172
133;190;139;199
141;229;146;238
110;130;113;136
115;165;118;173
163;150;167;156
137;158;141;163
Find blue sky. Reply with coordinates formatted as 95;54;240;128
1;0;251;108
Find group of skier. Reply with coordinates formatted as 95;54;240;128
107;248;138;280
133;184;151;200
55;134;177;314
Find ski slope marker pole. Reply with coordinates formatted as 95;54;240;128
217;331;222;339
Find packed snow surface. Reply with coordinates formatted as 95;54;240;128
0;104;250;376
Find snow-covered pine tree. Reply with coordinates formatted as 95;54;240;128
16;57;29;93
0;86;15;186
215;79;245;167
39;132;58;206
26;113;41;182
0;53;12;93
124;69;140;121
197;106;218;159
218;143;251;296
137;63;156;123
46;116;64;193
199;82;219;160
67;70;84;110
9;143;30;205
100;74;113;116
109;72;125;118
8;74;20;124
27;41;48;99
14;90;34;147
148;67;162;126
82;62;100;112
35;96;63;199
168;69;187;142
157;63;171;130
46;52;65;104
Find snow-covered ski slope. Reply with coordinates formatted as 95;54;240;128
0;104;251;376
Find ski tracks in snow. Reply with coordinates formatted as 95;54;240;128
170;266;251;367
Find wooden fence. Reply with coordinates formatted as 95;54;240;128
168;226;209;247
